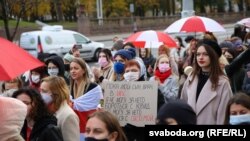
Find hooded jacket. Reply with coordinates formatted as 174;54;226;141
45;55;69;84
0;97;27;141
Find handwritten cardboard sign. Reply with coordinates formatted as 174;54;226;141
103;81;158;127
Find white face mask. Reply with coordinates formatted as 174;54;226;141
229;114;250;125
41;92;53;105
48;68;59;76
111;50;117;57
31;75;40;83
123;72;140;81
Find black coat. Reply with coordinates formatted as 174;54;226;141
21;115;63;141
225;49;250;93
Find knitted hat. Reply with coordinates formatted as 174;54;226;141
157;100;196;125
114;49;133;60
219;41;233;49
0;97;27;140
202;39;222;57
112;40;124;50
63;53;75;63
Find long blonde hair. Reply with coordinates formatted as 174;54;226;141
70;58;91;98
42;76;70;111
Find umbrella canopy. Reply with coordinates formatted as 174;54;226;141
125;30;177;48
0;37;44;81
237;18;250;27
165;16;226;33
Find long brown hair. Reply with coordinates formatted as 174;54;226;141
158;44;170;56
224;92;250;124
191;43;225;90
70;58;91;98
88;111;128;141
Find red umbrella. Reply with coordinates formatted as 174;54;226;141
125;30;177;48
0;37;44;81
165;16;226;33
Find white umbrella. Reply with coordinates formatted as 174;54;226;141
236;17;250;27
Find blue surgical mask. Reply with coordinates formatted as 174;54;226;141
41;92;53;105
229;114;250;125
48;68;59;76
114;62;125;74
85;137;108;141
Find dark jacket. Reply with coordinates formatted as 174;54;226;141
21;115;63;141
225;48;250;93
242;63;250;95
141;55;156;77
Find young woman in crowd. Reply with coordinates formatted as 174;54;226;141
29;66;47;91
181;39;233;124
139;48;156;79
149;54;179;103
1;77;23;97
69;58;102;139
224;92;250;125
170;36;188;85
12;87;63;141
85;111;128;141
45;55;69;84
158;44;179;76
110;49;134;81
40;76;80;141
92;48;114;84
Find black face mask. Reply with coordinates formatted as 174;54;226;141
85;137;109;141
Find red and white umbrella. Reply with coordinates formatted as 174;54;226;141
237;18;250;27
125;30;177;48
165;16;226;33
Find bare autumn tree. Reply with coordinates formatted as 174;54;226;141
0;0;33;41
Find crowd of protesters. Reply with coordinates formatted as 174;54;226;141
1;24;250;141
